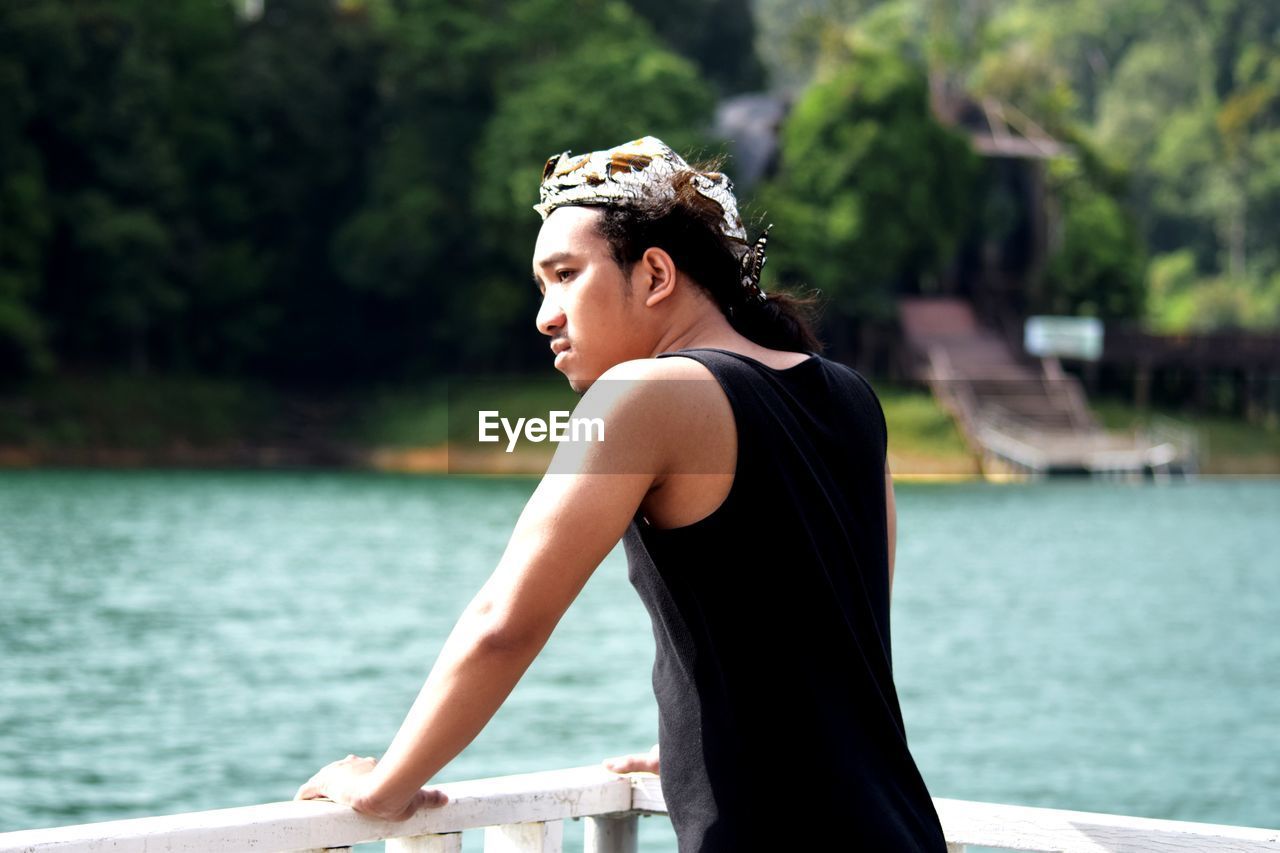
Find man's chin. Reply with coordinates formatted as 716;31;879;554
560;366;598;394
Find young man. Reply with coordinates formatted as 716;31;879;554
296;137;947;851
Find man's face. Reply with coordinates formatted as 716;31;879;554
532;206;646;391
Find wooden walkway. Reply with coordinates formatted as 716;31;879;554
898;298;1196;479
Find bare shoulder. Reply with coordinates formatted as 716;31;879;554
584;356;722;412
559;357;730;477
596;355;715;382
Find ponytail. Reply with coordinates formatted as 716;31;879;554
727;290;824;353
592;167;824;354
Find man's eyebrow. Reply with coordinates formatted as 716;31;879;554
534;251;575;270
532;251;577;291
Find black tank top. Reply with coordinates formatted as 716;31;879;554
622;348;947;852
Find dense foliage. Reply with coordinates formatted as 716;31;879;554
0;0;715;381
2;0;1276;386
758;0;1280;331
760;39;978;322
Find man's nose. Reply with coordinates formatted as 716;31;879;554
535;292;565;337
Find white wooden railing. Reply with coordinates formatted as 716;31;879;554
1;765;1277;853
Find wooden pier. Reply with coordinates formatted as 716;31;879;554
899;297;1197;479
1;764;1276;852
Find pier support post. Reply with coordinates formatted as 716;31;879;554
484;820;564;852
584;815;638;853
387;834;463;853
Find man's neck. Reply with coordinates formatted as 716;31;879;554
647;311;746;359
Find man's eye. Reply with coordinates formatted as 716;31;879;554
556;269;575;282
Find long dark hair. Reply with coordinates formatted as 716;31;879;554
590;169;823;354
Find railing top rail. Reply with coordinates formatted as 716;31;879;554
0;767;630;853
934;796;1280;851
2;766;1277;853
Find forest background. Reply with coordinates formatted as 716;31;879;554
1;0;1277;460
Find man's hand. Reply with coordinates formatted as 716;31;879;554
295;754;448;821
603;743;659;775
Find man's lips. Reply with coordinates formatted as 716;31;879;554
551;341;571;369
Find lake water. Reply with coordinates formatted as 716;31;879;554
1;471;1277;850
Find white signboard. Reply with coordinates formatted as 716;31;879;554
1024;315;1103;361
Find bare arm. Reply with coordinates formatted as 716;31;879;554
295;365;678;819
362;472;652;814
886;461;896;600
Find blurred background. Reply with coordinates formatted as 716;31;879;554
0;0;1276;473
1;0;1278;848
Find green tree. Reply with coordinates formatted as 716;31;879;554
760;39;978;323
328;0;506;377
0;2;59;374
753;0;882;88
1037;155;1146;321
1;0;259;375
233;0;385;381
1091;3;1280;328
15;1;193;373
471;28;715;366
979;0;1168;125
334;0;716;373
624;0;766;94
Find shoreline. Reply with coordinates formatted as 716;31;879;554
0;443;978;479
8;375;1276;480
4;443;1278;478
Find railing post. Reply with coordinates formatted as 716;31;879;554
484;820;564;852
584;815;638;853
387;834;463;853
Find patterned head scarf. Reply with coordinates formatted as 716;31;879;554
534;136;769;303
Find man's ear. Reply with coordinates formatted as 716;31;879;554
638;247;678;307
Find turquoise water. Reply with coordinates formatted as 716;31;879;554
1;472;1277;849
